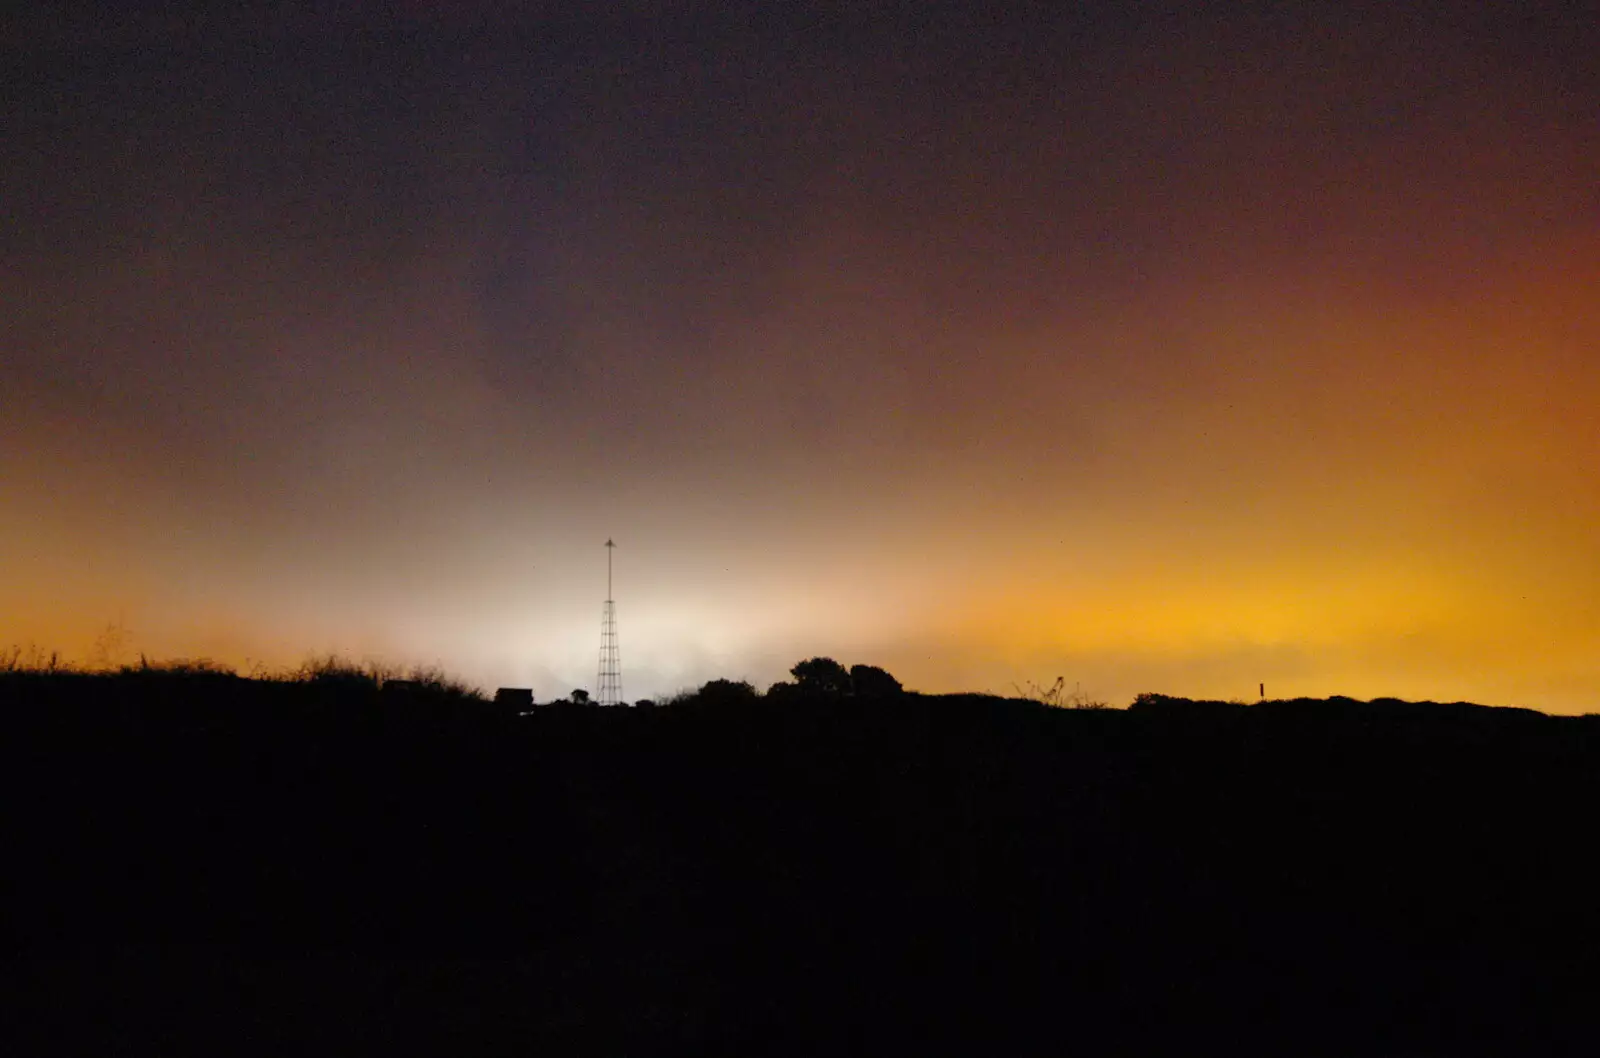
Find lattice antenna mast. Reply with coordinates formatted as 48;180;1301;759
596;539;623;706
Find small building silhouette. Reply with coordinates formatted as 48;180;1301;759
495;687;534;710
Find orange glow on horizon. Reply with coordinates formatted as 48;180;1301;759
5;10;1597;711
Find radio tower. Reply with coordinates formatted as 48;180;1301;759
596;539;623;706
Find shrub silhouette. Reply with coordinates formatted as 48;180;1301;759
696;678;758;704
790;657;851;697
849;663;902;698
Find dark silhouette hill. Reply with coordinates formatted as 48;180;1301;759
5;665;1597;1055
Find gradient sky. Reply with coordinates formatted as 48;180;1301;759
4;1;1598;709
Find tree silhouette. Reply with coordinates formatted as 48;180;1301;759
791;657;851;697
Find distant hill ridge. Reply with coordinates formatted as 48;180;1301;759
6;664;1596;1055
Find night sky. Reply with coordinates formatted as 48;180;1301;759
4;1;1598;708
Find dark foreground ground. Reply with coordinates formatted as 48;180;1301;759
4;672;1598;1055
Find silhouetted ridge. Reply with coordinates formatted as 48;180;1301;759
5;671;1597;1055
